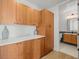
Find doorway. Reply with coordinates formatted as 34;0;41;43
59;0;78;58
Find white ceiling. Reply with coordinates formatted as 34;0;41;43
25;0;68;8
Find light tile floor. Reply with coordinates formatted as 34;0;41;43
41;51;76;59
59;43;78;58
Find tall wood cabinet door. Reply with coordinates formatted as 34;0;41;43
44;10;54;54
40;9;54;56
1;0;16;24
38;10;46;35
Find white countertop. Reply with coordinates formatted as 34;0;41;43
0;35;45;46
64;33;77;35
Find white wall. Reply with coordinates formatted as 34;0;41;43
59;9;68;31
59;0;77;31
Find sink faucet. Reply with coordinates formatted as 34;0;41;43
34;29;37;35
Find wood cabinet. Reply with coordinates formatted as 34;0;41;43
0;0;16;24
40;38;45;56
0;1;40;25
0;1;54;57
38;9;54;57
0;0;2;23
0;38;41;59
23;39;41;59
16;3;41;26
0;2;54;56
0;43;19;59
16;3;28;24
64;34;77;45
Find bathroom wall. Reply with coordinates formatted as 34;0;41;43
59;1;77;31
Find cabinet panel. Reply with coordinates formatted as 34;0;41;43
16;3;40;26
0;0;2;23
31;39;41;59
17;43;24;59
64;34;72;43
71;35;77;44
40;9;54;57
0;38;41;59
40;38;45;57
0;0;16;24
0;44;18;59
64;34;77;44
23;40;32;59
45;11;54;51
16;3;28;24
23;39;41;59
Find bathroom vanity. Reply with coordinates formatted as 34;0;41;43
0;35;45;59
64;33;77;45
60;31;77;45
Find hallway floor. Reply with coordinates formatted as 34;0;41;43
59;43;78;58
41;51;76;59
